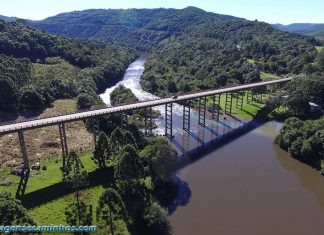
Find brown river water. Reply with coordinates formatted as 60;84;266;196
169;121;324;235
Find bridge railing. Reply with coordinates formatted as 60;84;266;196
0;77;293;127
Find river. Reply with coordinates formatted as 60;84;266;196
100;58;324;234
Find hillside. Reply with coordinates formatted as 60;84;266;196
0;20;137;117
0;15;17;22
274;23;324;40
30;7;319;96
30;7;240;50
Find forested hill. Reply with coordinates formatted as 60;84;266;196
30;7;241;50
0;20;137;114
0;15;17;22
30;7;319;96
274;23;324;40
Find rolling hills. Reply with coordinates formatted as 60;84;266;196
274;23;324;40
0;20;137;116
30;7;319;96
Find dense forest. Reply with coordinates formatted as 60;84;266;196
0;20;137;114
30;7;320;96
275;117;324;172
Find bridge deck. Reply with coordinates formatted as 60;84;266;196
0;78;292;135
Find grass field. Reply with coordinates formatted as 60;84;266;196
0;152;107;225
206;92;265;120
260;72;280;81
315;46;324;53
246;58;255;64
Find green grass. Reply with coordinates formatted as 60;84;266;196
32;58;80;86
247;58;255;64
260;72;280;81
0;152;108;225
206;93;265;120
29;185;105;225
315;46;324;53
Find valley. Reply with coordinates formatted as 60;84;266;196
0;5;324;235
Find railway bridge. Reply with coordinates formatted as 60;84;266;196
0;77;292;196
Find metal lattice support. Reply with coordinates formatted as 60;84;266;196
18;130;29;168
183;100;191;132
212;94;221;121
15;165;30;198
58;123;68;174
225;93;233;115
16;130;30;198
165;103;173;138
145;107;153;136
198;97;207;126
236;92;244;110
258;93;263;102
121;112;128;129
246;90;254;104
93;118;100;144
182;133;190;152
198;128;205;146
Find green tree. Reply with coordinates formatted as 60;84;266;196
93;132;109;168
167;80;178;93
0;192;35;226
114;145;145;182
19;86;44;111
77;93;95;110
284;94;311;117
109;127;137;157
0;76;18;112
110;85;139;106
96;188;129;235
65;201;93;234
64;151;89;190
63;151;89;228
143;202;172;235
114;145;147;217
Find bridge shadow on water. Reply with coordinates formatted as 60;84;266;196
166;119;263;214
18;119;262;212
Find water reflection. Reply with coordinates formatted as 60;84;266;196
274;145;324;211
170;121;324;235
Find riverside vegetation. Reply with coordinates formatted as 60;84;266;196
0;6;324;235
0;20;137;118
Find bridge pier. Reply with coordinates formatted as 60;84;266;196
236;91;244;110
225;93;233;115
257;92;263;102
212;94;221;121
18;130;29;169
58;123;68;175
165;103;173;138
183;100;191;132
121;112;128;129
16;130;30;198
93;118;100;144
198;97;207;126
145;107;153;136
246;90;254;104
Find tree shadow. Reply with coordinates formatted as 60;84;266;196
168;175;192;215
20;167;114;209
0;111;19;123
